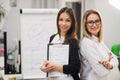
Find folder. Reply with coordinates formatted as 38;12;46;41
47;43;69;77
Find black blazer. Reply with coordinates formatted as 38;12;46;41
49;34;80;80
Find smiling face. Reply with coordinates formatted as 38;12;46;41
86;13;101;37
58;12;72;36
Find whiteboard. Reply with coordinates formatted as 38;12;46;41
20;9;58;79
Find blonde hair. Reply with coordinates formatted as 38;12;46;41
82;9;103;42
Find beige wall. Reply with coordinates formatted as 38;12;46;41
85;0;120;49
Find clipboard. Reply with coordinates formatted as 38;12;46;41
47;43;69;78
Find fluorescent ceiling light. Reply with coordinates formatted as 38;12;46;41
109;0;120;10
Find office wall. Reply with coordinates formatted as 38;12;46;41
5;0;120;49
3;0;20;49
85;0;120;49
3;0;120;51
95;0;120;48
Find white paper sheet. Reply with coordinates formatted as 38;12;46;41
48;44;69;77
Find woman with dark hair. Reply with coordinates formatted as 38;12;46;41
40;7;80;80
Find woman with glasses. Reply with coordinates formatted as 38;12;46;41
80;9;118;80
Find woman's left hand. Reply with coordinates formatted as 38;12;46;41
99;60;113;69
40;60;55;72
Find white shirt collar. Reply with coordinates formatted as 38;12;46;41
51;34;65;43
91;35;99;43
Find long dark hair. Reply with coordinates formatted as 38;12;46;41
56;7;78;43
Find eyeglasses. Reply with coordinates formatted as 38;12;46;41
87;19;101;26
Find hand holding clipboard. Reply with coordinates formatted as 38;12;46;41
40;43;69;78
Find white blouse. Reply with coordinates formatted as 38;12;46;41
51;34;64;43
49;34;73;80
80;36;118;80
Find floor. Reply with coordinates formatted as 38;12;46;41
25;68;120;80
1;68;120;80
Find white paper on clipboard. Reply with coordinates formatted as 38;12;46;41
47;43;69;77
